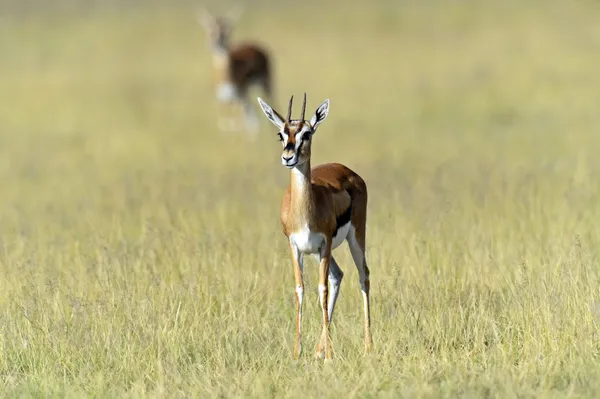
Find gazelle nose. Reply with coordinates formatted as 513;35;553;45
282;155;294;162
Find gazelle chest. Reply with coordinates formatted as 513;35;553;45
211;53;233;85
211;52;229;73
290;226;326;255
211;54;237;103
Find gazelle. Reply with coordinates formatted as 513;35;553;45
257;94;373;361
198;7;273;134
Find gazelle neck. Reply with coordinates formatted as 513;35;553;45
211;43;230;69
211;39;229;56
290;161;315;218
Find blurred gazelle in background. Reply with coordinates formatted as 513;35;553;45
198;6;273;134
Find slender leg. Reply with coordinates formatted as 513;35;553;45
215;82;238;133
289;242;304;359
242;99;259;135
347;227;373;353
315;241;333;361
216;102;242;133
217;102;233;133
314;254;344;323
328;257;344;323
230;102;244;131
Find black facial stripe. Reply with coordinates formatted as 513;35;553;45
284;141;295;151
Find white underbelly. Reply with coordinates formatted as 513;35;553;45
290;228;325;254
290;223;351;254
331;222;351;250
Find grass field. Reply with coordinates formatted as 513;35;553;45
2;0;600;397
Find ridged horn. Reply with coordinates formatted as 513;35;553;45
300;93;307;121
287;95;294;122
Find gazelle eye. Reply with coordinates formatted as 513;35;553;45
277;133;284;142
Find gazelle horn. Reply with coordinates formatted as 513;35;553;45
287;95;294;122
300;93;307;121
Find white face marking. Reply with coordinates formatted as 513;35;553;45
280;125;312;168
290;226;325;254
281;127;310;148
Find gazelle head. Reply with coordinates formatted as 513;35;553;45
197;7;243;51
257;94;330;169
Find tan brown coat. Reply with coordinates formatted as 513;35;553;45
257;95;373;361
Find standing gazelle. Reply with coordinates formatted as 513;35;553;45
257;94;373;361
198;7;273;134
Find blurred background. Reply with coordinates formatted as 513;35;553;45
2;0;600;396
2;0;600;242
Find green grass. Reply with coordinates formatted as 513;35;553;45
2;0;600;397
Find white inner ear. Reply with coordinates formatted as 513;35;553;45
309;99;330;129
257;97;285;129
197;9;214;29
226;5;244;24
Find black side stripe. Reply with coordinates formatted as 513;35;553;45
333;204;352;236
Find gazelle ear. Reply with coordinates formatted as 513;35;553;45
196;8;214;29
257;97;285;129
309;99;330;130
226;5;244;24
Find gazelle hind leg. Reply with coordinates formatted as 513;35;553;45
241;99;259;136
347;226;373;353
327;256;344;323
215;82;240;133
217;103;234;133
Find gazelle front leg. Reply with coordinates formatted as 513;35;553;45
289;242;304;359
315;240;333;361
217;102;237;133
312;254;344;323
